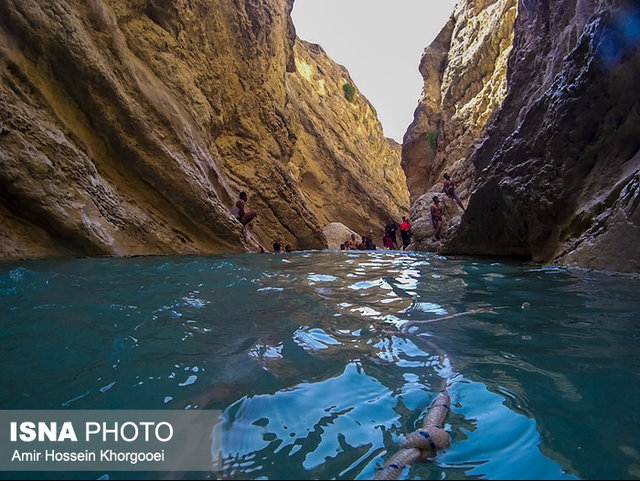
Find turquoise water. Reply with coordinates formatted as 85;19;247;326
1;251;639;480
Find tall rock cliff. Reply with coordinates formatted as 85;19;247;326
0;0;407;259
405;0;640;272
402;0;517;252
402;0;517;205
286;40;409;237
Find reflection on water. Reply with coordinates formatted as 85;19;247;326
1;251;639;479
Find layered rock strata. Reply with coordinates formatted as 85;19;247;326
0;0;408;259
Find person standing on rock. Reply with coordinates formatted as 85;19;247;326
443;173;466;211
430;196;445;242
384;218;399;249
400;216;412;250
231;191;257;226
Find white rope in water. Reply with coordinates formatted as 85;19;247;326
373;390;451;480
400;306;508;333
372;303;528;479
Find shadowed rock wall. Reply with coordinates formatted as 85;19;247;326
444;0;640;272
404;0;639;272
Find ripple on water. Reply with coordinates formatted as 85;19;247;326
293;327;341;351
307;274;337;283
0;252;638;479
410;301;448;315
215;363;396;475
434;379;576;480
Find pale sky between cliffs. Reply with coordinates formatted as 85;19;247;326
292;0;459;143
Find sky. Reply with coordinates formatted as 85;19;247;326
291;0;459;143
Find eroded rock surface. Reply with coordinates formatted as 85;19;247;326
405;0;639;272
0;0;407;258
322;222;359;251
402;0;516;206
402;0;516;251
286;40;409;240
444;0;640;272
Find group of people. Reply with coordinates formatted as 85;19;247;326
342;172;464;249
271;242;293;253
382;216;412;250
231;171;465;251
338;215;413;251
340;231;378;251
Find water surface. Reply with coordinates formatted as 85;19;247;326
1;251;639;479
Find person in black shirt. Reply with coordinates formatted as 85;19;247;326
365;235;376;250
384;218;398;250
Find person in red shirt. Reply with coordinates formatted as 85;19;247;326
400;216;412;250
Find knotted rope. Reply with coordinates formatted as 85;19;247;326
373;303;528;479
373;389;451;480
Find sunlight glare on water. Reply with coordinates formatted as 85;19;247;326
1;251;639;480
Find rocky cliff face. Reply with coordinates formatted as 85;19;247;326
405;0;639;272
402;0;517;252
403;0;517;205
0;0;407;259
286;40;409;238
445;0;640;272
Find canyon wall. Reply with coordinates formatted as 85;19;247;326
405;0;640;272
402;0;517;251
286;40;408;238
0;0;407;259
402;0;517;204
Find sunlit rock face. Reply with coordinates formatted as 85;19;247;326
287;40;409;240
406;0;640;272
402;0;517;206
402;0;516;249
322;222;359;251
443;0;640;272
0;0;407;258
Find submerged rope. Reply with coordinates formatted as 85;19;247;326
400;306;508;333
373;390;451;480
373;303;529;479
